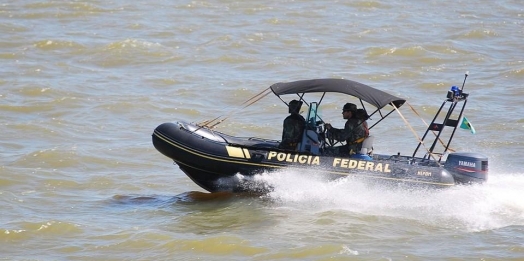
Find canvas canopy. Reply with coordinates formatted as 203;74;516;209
270;78;406;109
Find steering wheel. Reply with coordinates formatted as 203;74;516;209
320;124;336;149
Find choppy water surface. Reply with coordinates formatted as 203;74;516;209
1;0;523;260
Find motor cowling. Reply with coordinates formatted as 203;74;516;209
444;152;488;184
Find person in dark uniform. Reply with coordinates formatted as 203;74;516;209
324;103;366;155
278;100;306;150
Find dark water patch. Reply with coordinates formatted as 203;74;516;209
108;191;261;208
109;194;175;207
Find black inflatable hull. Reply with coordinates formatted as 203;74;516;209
152;121;488;192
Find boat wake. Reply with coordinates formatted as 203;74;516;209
252;169;524;232
109;168;523;232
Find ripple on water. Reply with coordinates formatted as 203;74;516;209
1;220;83;242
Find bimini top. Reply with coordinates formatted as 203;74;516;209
270;78;406;109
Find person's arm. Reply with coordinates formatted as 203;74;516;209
325;122;352;142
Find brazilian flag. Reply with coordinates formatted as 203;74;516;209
460;116;476;134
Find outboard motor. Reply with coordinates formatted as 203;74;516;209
444;152;488;184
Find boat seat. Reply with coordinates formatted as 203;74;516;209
359;136;374;155
298;129;320;155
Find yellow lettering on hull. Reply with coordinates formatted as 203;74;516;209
267;152;391;173
267;151;320;165
311;157;320;165
298;155;308;164
332;157;391;173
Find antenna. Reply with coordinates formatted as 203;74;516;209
460;71;469;91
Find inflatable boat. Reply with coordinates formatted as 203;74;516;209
152;76;488;192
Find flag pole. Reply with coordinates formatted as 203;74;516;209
460;71;469;92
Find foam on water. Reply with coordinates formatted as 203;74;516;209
256;168;524;232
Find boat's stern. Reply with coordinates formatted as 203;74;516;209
444;152;488;184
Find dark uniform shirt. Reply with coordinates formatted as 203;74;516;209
329;118;366;154
279;113;306;150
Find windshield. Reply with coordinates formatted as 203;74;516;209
306;102;320;129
